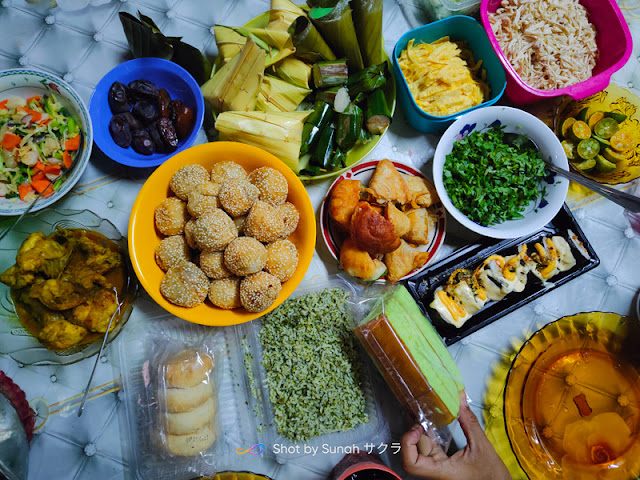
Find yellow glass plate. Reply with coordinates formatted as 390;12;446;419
235;12;396;182
128;142;316;327
554;84;640;185
504;312;640;480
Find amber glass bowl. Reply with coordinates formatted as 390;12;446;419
504;312;640;479
0;208;138;365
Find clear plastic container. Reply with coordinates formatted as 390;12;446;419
231;276;390;466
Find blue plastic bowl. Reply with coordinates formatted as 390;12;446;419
393;15;506;133
89;57;204;168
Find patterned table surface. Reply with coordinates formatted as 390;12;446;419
0;0;639;479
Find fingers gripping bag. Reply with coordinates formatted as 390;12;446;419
353;284;464;449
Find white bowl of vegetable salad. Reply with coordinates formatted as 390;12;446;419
0;69;92;216
433;106;569;239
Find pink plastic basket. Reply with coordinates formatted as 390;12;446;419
480;0;633;104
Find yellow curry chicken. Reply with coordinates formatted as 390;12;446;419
0;228;126;351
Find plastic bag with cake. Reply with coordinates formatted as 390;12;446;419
352;284;464;450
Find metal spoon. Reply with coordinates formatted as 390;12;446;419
0;132;83;243
502;132;640;213
77;289;121;417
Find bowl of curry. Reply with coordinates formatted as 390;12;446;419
0;208;137;365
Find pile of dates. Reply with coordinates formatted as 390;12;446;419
108;79;194;155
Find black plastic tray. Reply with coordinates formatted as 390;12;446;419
405;205;600;346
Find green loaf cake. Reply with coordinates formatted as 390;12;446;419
355;285;464;426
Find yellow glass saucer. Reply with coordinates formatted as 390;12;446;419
504;312;640;480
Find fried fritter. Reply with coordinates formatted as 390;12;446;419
350;201;401;254
403;208;431;245
160;261;209;307
404;175;439;208
218;179;259;217
276;202;299;238
224;237;267;276
265;239;298;282
209;276;242;309
155;197;189;236
248;167;288;206
240;272;281;313
199;250;231;279
244;200;285;243
170;165;210;201
385;203;411;237
339;237;387;282
384;240;429;283
366;159;409;205
155;235;191;271
328;179;362;232
193;210;238;251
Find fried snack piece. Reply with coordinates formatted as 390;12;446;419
218;179;259;217
403;208;431;245
350;201;401;254
170;165;210;201
184;219;197;249
193;210;238;251
385;203;411;237
187;182;221;218
339;237;387;282
199;250;231;279
155;197;189;236
244;200;285;243
155;235;191;271
209;276;242;309
248;167;288;206
265;239;298;282
367;159;409;205
384;240;430;283
276;202;299;238
224;237;267;276
329;179;362;232
404;175;439;208
210;161;247;184
240;272;281;312
160;261;209;307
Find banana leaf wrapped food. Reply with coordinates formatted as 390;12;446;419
300;101;333;155
213;25;246;64
215;111;311;173
201;38;266;113
273;57;313;89
308;0;364;71
365;88;391;134
234;27;295;66
267;0;307;30
256;75;312;112
288;16;337;64
351;0;383;67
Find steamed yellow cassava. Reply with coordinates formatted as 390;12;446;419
398;37;489;117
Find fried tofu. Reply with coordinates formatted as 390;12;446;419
340;237;387;282
403;208;431;245
404;175;439;208
351;202;401;254
384;240;430;283
366;159;409;205
328;179;363;232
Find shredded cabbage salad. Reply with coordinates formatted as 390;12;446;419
0;93;81;202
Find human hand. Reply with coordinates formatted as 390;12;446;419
401;392;511;480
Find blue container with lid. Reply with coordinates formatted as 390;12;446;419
393;15;506;133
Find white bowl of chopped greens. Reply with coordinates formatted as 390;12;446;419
433;106;569;239
0;69;92;216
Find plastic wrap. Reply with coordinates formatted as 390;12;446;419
353;284;464;449
119;320;225;480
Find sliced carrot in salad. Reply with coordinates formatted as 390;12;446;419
18;183;34;201
1;132;21;150
26;96;41;104
0;100;8;109
34;160;46;172
63;150;73;169
39;118;51;126
44;164;61;176
65;135;80;151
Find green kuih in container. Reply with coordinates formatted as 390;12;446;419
354;285;464;432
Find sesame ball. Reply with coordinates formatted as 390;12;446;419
248;167;288;206
199;250;232;279
160;261;209;307
276;202;300;238
209;276;242;309
155;197;189;236
244;200;285;243
187;182;221;218
240;272;281;313
224;237;267;276
184;218;198;249
218;179;259;217
194;210;237;251
210;161;247;184
169;165;210;201
155;235;191;271
265;239;298;282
